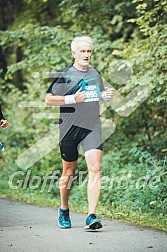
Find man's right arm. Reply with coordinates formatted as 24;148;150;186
45;89;87;106
45;93;66;106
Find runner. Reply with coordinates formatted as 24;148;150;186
45;36;114;230
0;105;8;129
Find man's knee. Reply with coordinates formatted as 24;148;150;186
88;162;101;173
62;165;76;177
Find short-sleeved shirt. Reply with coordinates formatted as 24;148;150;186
46;64;104;139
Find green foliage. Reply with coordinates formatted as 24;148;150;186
59;0;137;41
102;148;166;215
0;0;166;229
0;25;73;77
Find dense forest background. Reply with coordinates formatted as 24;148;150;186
0;0;166;230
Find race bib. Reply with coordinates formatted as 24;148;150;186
82;84;100;102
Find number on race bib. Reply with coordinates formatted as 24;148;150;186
82;84;100;102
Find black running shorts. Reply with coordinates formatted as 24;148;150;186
59;125;102;162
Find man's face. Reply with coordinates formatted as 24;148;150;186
72;41;92;68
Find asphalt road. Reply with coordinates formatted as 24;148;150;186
0;198;166;252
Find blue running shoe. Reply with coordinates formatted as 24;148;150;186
58;207;72;228
85;214;102;230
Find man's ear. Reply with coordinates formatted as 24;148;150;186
72;51;76;59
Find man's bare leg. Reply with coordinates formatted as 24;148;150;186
85;149;102;215
59;159;77;209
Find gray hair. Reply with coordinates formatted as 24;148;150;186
71;36;93;51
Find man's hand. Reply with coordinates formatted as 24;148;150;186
74;88;87;103
0;119;9;129
101;87;114;100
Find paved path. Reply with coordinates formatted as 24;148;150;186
0;198;166;252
